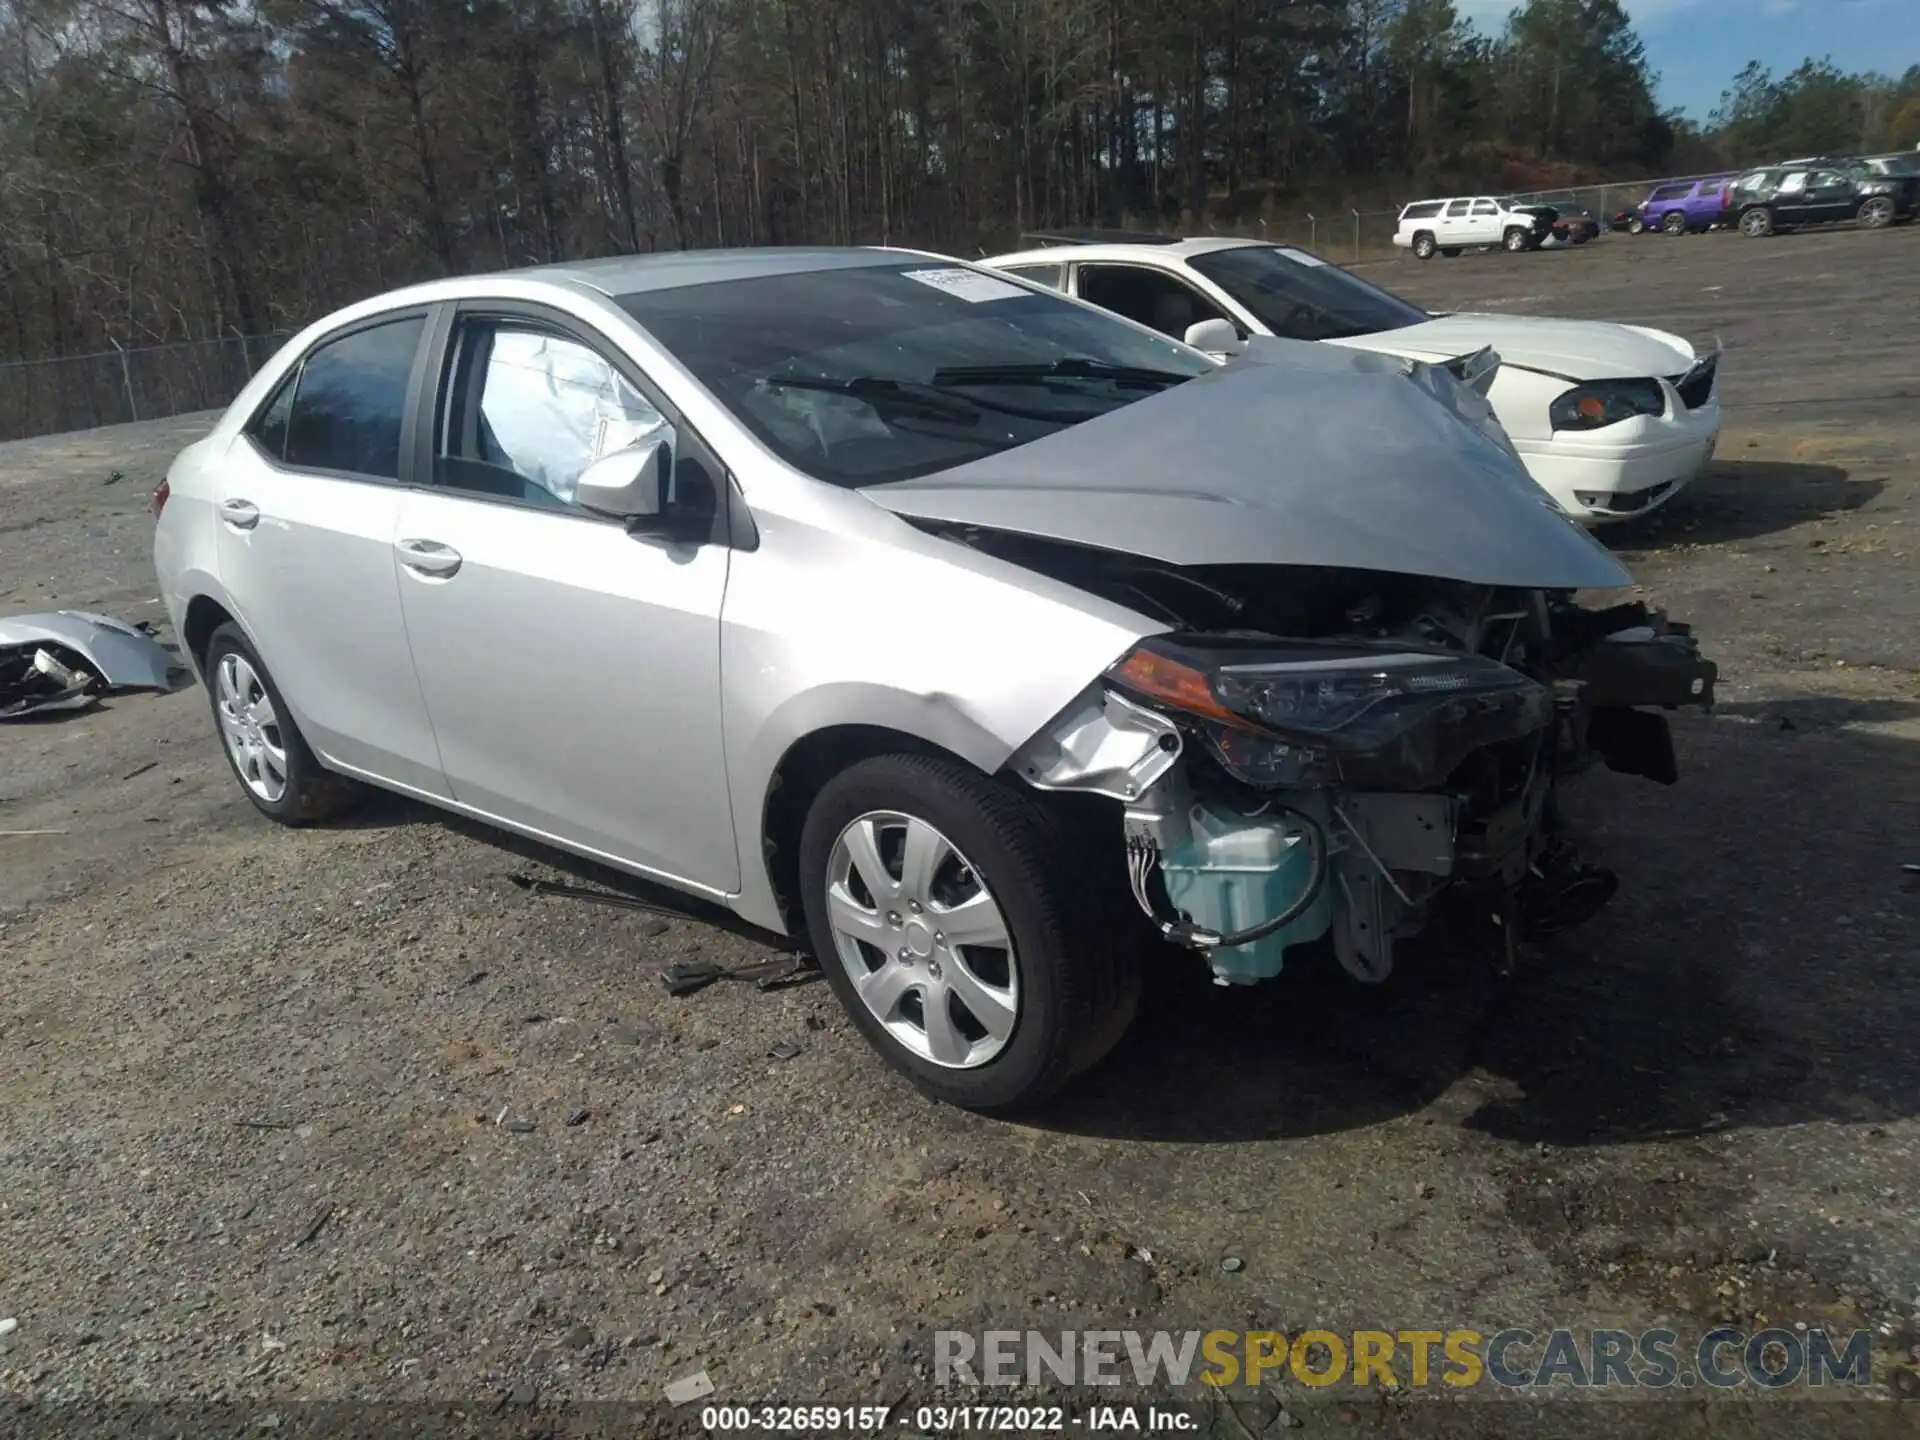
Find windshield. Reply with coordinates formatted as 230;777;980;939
1185;245;1429;342
616;262;1213;488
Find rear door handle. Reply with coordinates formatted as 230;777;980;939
396;538;463;578
219;498;260;530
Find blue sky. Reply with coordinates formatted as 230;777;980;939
1452;0;1920;119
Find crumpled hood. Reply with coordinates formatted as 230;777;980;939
866;338;1633;591
1334;312;1695;380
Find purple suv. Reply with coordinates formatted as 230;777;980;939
1637;177;1735;234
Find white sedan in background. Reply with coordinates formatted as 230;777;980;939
985;236;1722;523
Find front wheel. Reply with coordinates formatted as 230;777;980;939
1858;196;1896;229
203;623;364;824
1627;216;1645;235
798;754;1139;1111
1740;206;1773;238
1504;226;1531;253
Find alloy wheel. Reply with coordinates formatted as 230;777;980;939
216;651;288;803
824;810;1018;1069
1742;209;1770;237
1859;197;1895;228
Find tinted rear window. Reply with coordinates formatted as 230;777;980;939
1648;184;1690;201
282;317;424;479
1400;202;1443;220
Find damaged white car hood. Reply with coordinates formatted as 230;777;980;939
1331;312;1695;380
866;340;1632;591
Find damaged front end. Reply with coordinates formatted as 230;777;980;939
1008;560;1715;984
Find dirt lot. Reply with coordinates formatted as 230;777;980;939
2;227;1918;1438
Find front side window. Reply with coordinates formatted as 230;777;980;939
1076;265;1230;340
615;262;1213;489
281;317;424;480
1808;170;1846;188
436;320;665;508
1187;245;1428;342
1470;199;1500;216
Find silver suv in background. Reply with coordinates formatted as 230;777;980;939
153;248;1715;1110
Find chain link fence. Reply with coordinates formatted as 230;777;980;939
0;332;293;444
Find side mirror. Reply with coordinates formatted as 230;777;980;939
1184;318;1246;358
575;430;674;522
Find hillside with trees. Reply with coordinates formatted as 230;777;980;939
1;0;1915;370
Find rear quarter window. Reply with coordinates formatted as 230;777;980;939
1399;202;1443;220
1648;184;1689;201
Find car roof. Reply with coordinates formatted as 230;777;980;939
504;246;915;296
986;236;1271;267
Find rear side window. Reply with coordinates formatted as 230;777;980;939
1002;263;1065;291
1399;202;1442;221
282;317;425;480
1444;199;1471;217
1648;184;1689;201
246;374;296;460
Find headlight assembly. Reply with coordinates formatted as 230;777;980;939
1109;638;1551;789
1549;379;1666;431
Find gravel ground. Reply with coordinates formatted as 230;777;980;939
2;226;1917;1439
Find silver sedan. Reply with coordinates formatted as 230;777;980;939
154;247;1714;1110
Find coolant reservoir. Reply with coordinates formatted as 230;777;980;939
1159;799;1333;984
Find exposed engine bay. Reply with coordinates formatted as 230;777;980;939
985;529;1718;984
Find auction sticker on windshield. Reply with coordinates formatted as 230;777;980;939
905;267;1028;303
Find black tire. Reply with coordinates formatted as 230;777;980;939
1857;196;1896;229
1740;206;1773;238
1662;211;1686;235
1439;246;1462;257
1503;226;1530;253
797;753;1139;1111
1627;216;1645;235
1411;231;1437;260
203;622;363;825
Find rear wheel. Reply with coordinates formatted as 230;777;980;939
1411;231;1437;260
1627;215;1645;235
1662;211;1687;235
1740;206;1773;238
1858;195;1896;229
1503;226;1530;253
798;753;1139;1111
203;623;363;824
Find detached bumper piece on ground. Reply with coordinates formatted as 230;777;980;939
0;611;175;720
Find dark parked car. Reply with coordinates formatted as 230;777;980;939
1728;164;1916;237
1638;176;1735;234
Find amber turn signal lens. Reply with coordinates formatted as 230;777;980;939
1576;394;1607;421
1110;647;1242;725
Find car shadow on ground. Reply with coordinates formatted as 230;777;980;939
1031;704;1920;1148
1603;460;1879;548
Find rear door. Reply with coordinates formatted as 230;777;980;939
390;301;740;891
213;311;449;797
1439;199;1476;245
1769;170;1814;221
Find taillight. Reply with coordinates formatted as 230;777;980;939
151;477;170;519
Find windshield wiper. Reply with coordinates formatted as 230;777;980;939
929;357;1194;390
764;373;1110;424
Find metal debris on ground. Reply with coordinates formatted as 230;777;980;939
768;1040;803;1061
664;1368;716;1406
294;1206;332;1246
663;954;819;997
1220;1256;1243;1273
121;761;159;780
564;1107;591;1127
505;1120;537;1134
0;612;175;721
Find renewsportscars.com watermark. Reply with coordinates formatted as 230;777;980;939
935;1327;1879;1391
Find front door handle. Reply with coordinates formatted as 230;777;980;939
219;498;260;530
396;539;463;579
